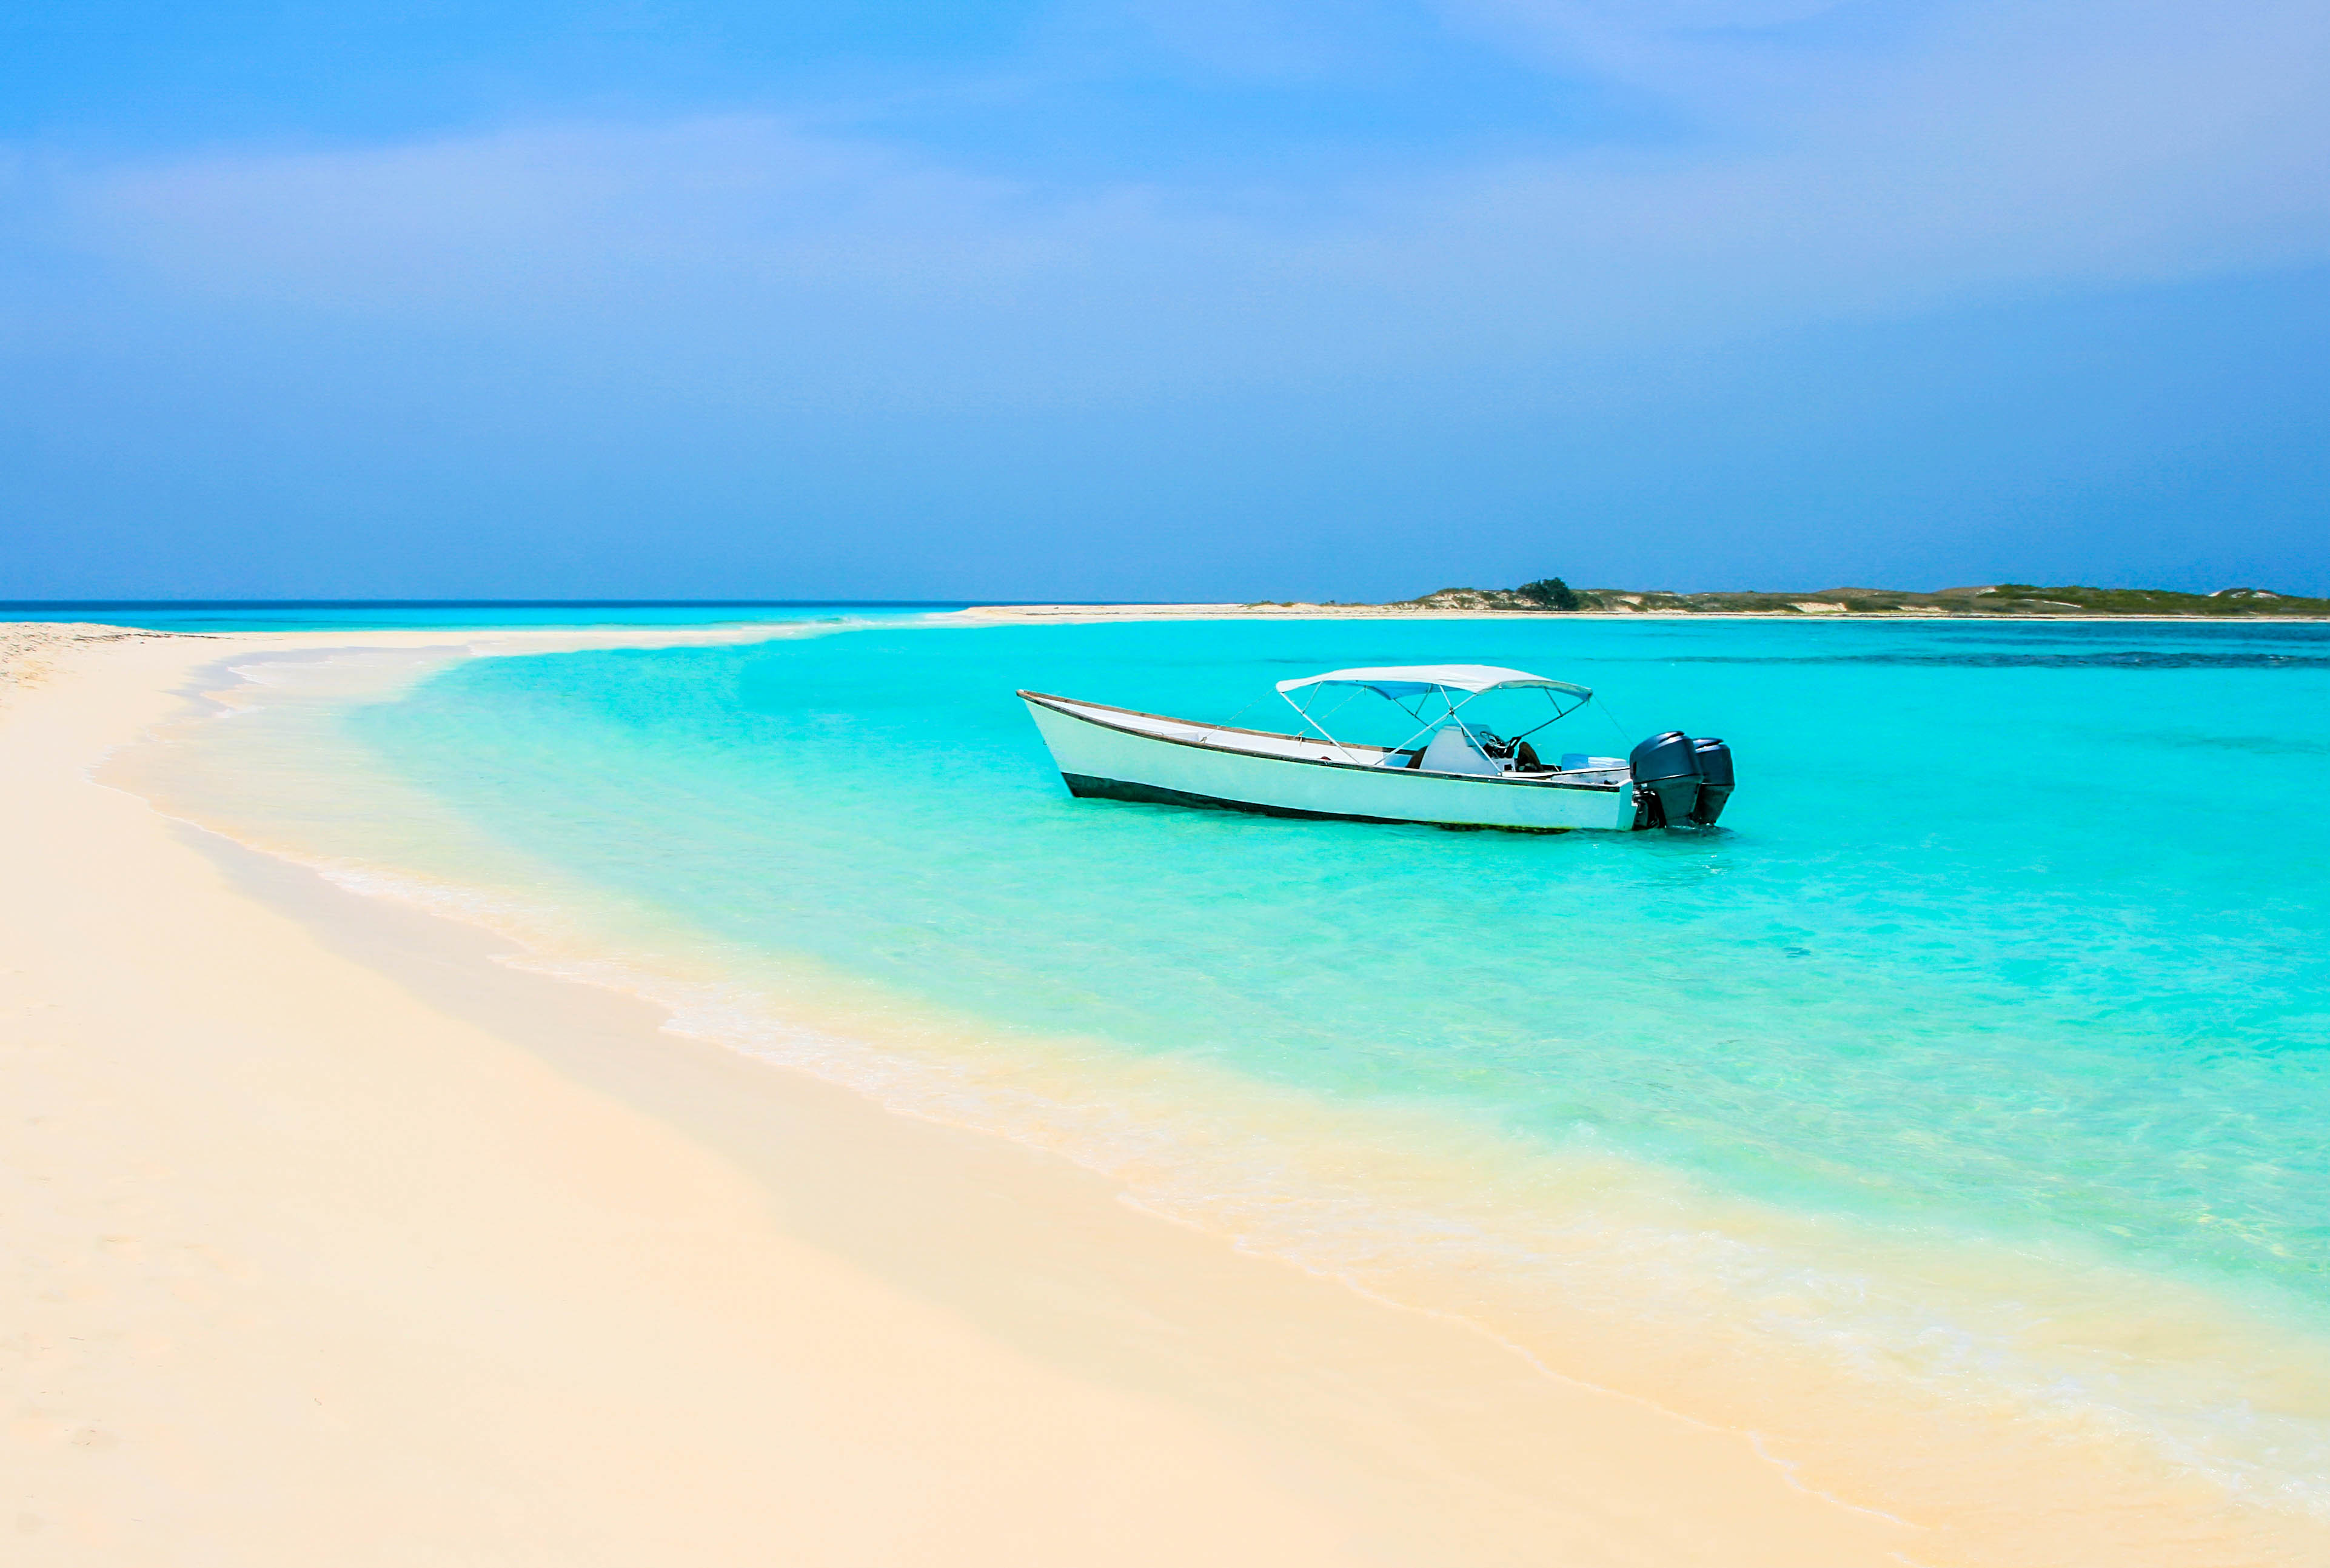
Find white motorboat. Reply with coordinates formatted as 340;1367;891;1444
1019;665;1732;833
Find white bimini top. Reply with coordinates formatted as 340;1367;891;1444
1275;665;1592;700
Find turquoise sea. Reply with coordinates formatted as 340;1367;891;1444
127;612;2330;1556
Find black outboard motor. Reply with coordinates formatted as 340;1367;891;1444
1629;731;1702;829
1689;738;1734;826
1629;731;1738;828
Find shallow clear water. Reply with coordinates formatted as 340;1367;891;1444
133;613;2330;1553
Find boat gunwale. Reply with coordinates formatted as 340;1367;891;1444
1016;690;1627;794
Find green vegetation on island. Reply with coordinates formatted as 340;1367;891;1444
1393;583;2330;617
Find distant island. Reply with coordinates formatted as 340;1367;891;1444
1364;580;2330;618
969;580;2330;623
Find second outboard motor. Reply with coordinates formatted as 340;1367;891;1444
1689;738;1734;826
1629;731;1702;829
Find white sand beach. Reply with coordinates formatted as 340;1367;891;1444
1;625;1917;1566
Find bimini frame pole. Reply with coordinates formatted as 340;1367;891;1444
1277;686;1371;763
1380;686;1463;757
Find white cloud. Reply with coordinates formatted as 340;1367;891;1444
18;0;2329;410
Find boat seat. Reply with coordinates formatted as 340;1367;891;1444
1419;725;1502;776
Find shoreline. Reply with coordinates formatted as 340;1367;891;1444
2;625;1913;1564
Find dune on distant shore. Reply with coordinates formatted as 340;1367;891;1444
0;623;1912;1566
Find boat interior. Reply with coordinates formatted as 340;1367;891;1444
1036;695;1629;783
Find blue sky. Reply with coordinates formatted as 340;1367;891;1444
3;0;2325;599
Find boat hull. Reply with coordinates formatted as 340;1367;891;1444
1021;692;1639;832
